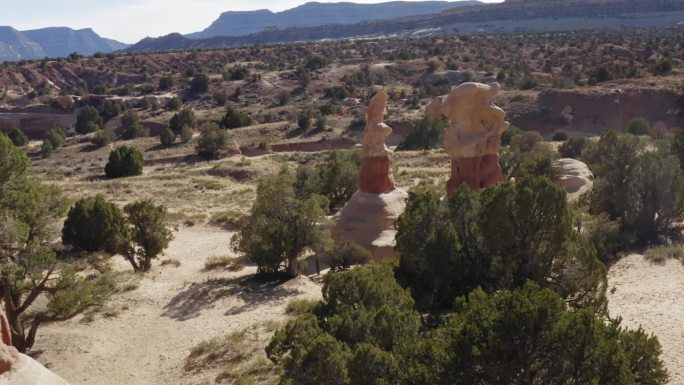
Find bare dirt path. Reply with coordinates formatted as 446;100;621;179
608;254;684;384
33;226;322;385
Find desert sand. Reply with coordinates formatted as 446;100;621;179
33;225;322;385
608;254;684;384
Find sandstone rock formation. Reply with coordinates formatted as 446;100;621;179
358;90;396;194
333;90;406;259
431;82;510;194
553;158;594;202
0;310;71;385
333;189;408;259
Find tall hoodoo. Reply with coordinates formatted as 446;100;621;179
358;90;396;193
333;90;407;259
431;82;510;194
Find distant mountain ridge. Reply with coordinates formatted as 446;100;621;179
187;1;482;39
0;27;128;63
0;27;45;62
126;0;684;53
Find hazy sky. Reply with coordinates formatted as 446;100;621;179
2;0;503;43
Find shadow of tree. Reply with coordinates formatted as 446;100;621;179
161;274;301;321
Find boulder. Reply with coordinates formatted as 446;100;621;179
553;158;594;202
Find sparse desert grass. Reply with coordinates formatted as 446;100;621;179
185;326;278;385
209;210;247;230
204;256;244;271
216;356;277;385
285;298;318;315
193;178;225;190
160;258;182;268
644;246;684;265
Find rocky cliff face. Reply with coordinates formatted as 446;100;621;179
0;27;127;63
187;1;481;39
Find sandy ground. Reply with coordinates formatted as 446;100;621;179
33;225;323;385
608;254;684;384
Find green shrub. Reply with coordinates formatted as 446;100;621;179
501;150;561;181
105;146;143;178
40;140;54;158
7;128;28;146
509;130;544;153
2;155;110;352
294;150;360;212
552;131;568;141
62;194;128;253
672;127;684;168
626;117;651;136
91;128;115;148
0;132;29;182
190;73;210;94
196;123;228;159
650;59;673;76
501;124;522;146
231;169;332;276
122;200;173;272
397;178;606;313
44;126;66;148
586;130;684;245
167;97;182;111
220;108;253;129
158;76;174;91
322;242;371;271
120;111;148;140
169;108;196;133
268;267;665;385
298;111;312;130
100;100;123;121
180;124;194;143
559;136;589;158
517;74;538;90
397;116;443;151
437;283;667;385
75;105;103;134
160;127;176;146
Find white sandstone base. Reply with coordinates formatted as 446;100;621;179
0;354;71;385
332;189;408;260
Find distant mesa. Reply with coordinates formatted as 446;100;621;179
186;1;482;39
125;0;684;53
0;27;128;63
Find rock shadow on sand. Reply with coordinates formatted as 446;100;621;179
162;274;301;321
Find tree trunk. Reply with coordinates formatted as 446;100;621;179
286;255;298;277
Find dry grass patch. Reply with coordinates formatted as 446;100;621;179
204;256;244;271
185;326;278;385
161;259;182;268
285;298;318;315
209;210;247;230
644;246;684;265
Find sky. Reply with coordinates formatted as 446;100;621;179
1;0;503;43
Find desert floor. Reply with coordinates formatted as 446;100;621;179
33;225;322;385
608;254;684;384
